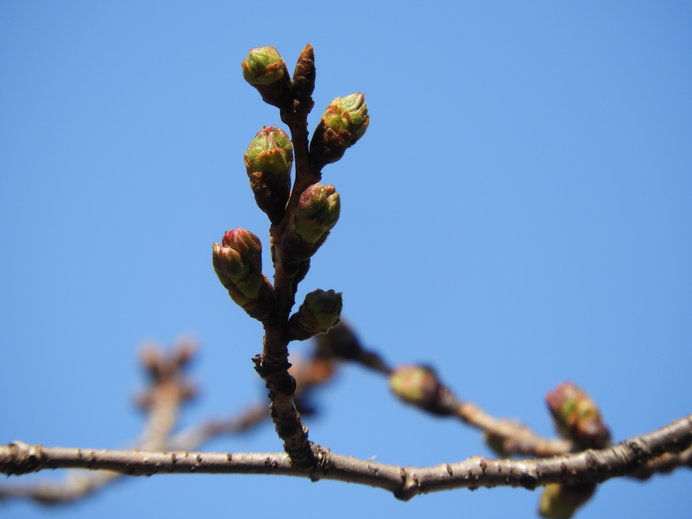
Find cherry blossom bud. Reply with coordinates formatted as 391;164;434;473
288;289;342;340
241;46;286;86
244;126;293;221
241;46;291;108
310;93;369;167
212;228;272;319
291;183;340;244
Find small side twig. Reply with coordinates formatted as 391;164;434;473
0;340;195;504
319;323;567;457
0;340;339;505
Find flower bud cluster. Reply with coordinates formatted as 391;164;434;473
288;289;343;340
212;228;273;319
244;126;293;222
223;45;371;333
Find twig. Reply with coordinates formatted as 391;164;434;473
1;415;689;501
453;401;571;457
319;323;568;457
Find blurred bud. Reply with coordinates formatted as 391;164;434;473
241;46;291;108
310;93;369;167
212;228;273;319
291;183;340;244
314;320;364;360
244;126;293;222
546;382;611;449
539;483;596;519
241;46;286;86
389;365;453;416
288;289;343;340
389;365;438;407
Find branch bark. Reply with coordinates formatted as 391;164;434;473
2;414;689;502
249;45;323;468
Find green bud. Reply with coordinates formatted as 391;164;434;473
546;382;611;449
245;126;293;175
310;93;370;167
241;46;292;108
288;289;343;340
305;289;342;330
241;46;286;86
323;93;369;141
244;126;293;222
539;483;597;519
291;184;340;244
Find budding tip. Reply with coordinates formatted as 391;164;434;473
241;46;286;87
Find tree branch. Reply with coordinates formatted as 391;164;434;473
1;415;688;502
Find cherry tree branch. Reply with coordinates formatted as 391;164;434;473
1;415;689;502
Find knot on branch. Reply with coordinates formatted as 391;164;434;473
2;442;43;476
252;355;296;395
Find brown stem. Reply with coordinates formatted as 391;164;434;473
252;90;325;468
1;415;689;501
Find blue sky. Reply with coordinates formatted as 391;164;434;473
1;2;690;518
